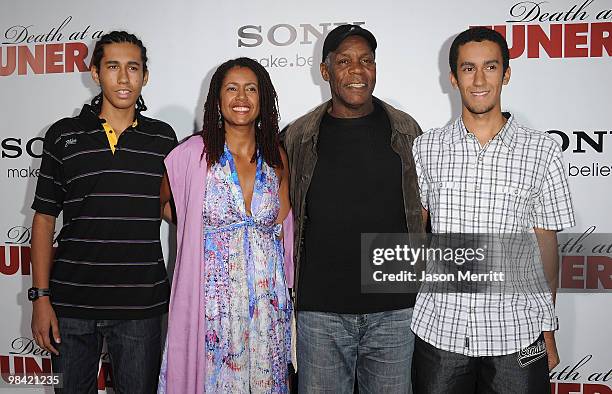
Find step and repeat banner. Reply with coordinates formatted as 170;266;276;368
1;0;611;392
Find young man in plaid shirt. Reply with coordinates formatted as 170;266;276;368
411;27;575;393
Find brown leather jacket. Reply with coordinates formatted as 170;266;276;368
282;97;425;300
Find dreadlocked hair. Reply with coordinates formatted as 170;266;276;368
89;31;148;114
201;57;282;169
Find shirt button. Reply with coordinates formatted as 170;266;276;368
478;156;483;161
514;189;519;195
475;184;480;190
438;182;443;187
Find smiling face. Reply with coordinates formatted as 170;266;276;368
91;42;148;112
219;66;260;129
451;40;510;117
320;35;376;118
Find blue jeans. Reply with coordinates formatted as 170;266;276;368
297;308;414;394
51;316;162;394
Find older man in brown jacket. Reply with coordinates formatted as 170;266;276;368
283;24;424;393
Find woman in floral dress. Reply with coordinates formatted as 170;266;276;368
159;58;293;394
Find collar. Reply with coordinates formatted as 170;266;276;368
80;104;149;133
300;100;330;143
300;96;416;143
100;118;138;130
444;112;516;150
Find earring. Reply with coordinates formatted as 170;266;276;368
217;106;223;129
257;119;262;129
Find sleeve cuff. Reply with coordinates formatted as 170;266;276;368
31;200;61;217
541;315;559;331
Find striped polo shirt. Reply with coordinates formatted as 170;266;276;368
32;104;177;319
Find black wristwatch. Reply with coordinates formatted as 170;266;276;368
28;287;51;301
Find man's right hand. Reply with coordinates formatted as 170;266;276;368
31;298;60;355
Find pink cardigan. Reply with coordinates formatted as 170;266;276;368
161;136;294;393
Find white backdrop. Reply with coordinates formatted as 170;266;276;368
1;0;610;392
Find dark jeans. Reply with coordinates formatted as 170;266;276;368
51;316;162;394
412;333;550;394
297;308;414;394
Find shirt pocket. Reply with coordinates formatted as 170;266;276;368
494;184;532;229
429;181;466;224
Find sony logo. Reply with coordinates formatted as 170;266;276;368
237;22;365;48
1;137;43;159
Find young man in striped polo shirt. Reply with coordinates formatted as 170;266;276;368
29;31;177;393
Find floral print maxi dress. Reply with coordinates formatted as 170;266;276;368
202;145;292;393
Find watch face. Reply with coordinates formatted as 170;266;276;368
28;288;38;301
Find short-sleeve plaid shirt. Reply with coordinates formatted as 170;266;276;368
411;114;575;356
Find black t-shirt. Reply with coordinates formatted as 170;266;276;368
298;103;416;313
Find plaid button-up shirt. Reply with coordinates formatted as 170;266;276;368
410;114;575;356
